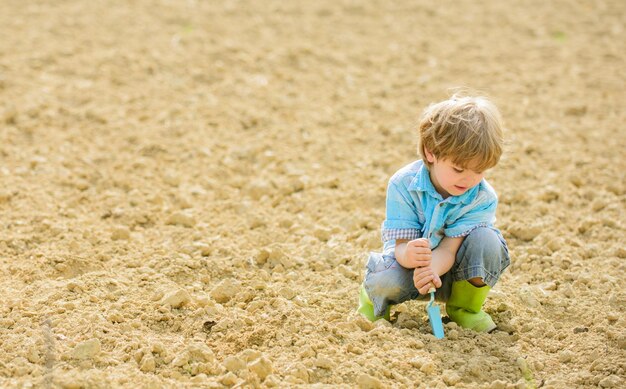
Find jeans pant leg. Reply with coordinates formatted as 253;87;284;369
362;252;423;317
439;226;510;301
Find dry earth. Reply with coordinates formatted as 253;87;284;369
0;0;625;388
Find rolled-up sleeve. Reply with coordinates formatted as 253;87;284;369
444;197;497;238
381;180;422;242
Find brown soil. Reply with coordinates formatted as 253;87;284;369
1;0;624;388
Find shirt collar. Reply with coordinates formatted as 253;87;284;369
408;162;477;205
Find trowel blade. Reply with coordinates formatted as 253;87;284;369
427;304;445;339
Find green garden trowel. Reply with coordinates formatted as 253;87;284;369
426;286;445;339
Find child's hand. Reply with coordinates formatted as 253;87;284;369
413;266;442;295
403;238;432;268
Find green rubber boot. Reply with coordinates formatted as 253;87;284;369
445;280;496;333
357;284;390;322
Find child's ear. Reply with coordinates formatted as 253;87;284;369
424;148;436;164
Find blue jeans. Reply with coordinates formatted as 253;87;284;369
362;227;510;317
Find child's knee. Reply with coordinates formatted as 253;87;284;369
465;227;502;256
460;227;510;281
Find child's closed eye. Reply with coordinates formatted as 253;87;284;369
453;167;464;173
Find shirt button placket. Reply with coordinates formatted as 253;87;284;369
429;202;445;239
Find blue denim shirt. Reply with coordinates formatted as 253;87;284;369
381;160;498;256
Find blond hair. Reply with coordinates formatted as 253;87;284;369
418;94;504;172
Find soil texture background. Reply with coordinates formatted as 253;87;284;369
0;0;624;388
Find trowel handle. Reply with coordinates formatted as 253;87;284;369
426;284;437;309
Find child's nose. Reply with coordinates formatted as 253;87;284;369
462;174;480;185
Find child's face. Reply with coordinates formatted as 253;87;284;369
425;150;485;198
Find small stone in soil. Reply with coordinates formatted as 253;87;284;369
203;321;217;333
